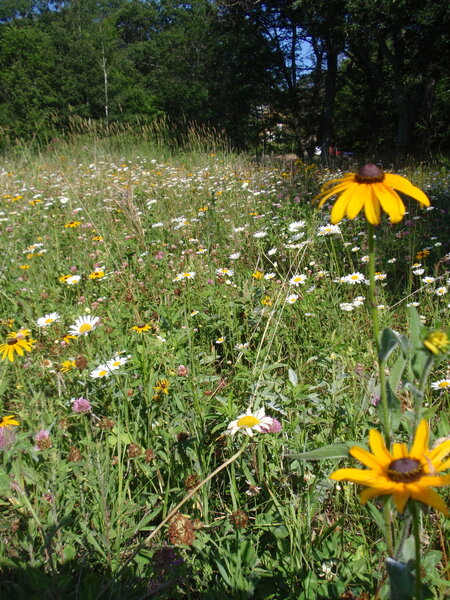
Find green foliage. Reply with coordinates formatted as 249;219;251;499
0;138;448;598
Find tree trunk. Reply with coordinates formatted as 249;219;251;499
320;48;337;151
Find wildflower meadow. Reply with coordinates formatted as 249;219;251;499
0;137;449;599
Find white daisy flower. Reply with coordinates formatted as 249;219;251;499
65;275;81;285
435;287;447;296
289;274;307;286
106;354;131;370
229;252;241;260
288;220;306;232
286;294;299;304
235;342;250;350
68;315;100;336
317;224;341;236
216;268;234;276
340;302;355;312
227;407;274;437
36;312;61;327
342;272;367;284
90;364;111;379
431;379;450;390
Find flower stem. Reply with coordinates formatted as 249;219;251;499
411;501;422;600
416;355;434;428
367;223;390;446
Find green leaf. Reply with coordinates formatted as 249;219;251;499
388;353;408;394
288;368;298;386
289;442;360;461
385;380;402;431
379;328;400;362
386;557;433;599
408;306;425;349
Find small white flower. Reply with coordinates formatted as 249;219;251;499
65;275;81;285
229;252;241;260
435;287;447;296
227;407;274;437
340;303;355;312
288;220;306;232
90;364;111;379
68;315;100;336
253;231;267;239
289;274;307;286
342;272;367;284
317;224;341;236
106;354;131;370
431;379;450;390
235;342;250;350
36;312;60;328
286;294;299;304
422;276;436;284
216;268;234;276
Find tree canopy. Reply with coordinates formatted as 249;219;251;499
0;0;449;155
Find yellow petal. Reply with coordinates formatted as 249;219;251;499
410;420;429;458
330;185;360;223
428;440;450;467
363;188;381;225
418;474;450;487
384;173;430;207
345;187;366;220
437;458;450;472
330;467;377;484
392;490;410;513
350;446;384;470
316;180;355;207
374;184;405;223
392;442;408;458
360;487;386;504
409;486;449;516
369;429;392;465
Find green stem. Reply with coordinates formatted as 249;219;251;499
416;355;434;428
383;500;395;558
411;501;422;600
367;224;390;446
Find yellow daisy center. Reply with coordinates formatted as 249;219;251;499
387;458;423;483
79;323;92;333
438;381;449;388
45;318;53;323
237;416;260;428
98;370;107;377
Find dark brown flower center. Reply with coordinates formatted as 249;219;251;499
7;338;18;345
387;458;423;483
355;163;385;183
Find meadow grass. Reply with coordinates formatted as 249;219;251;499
0;136;449;599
